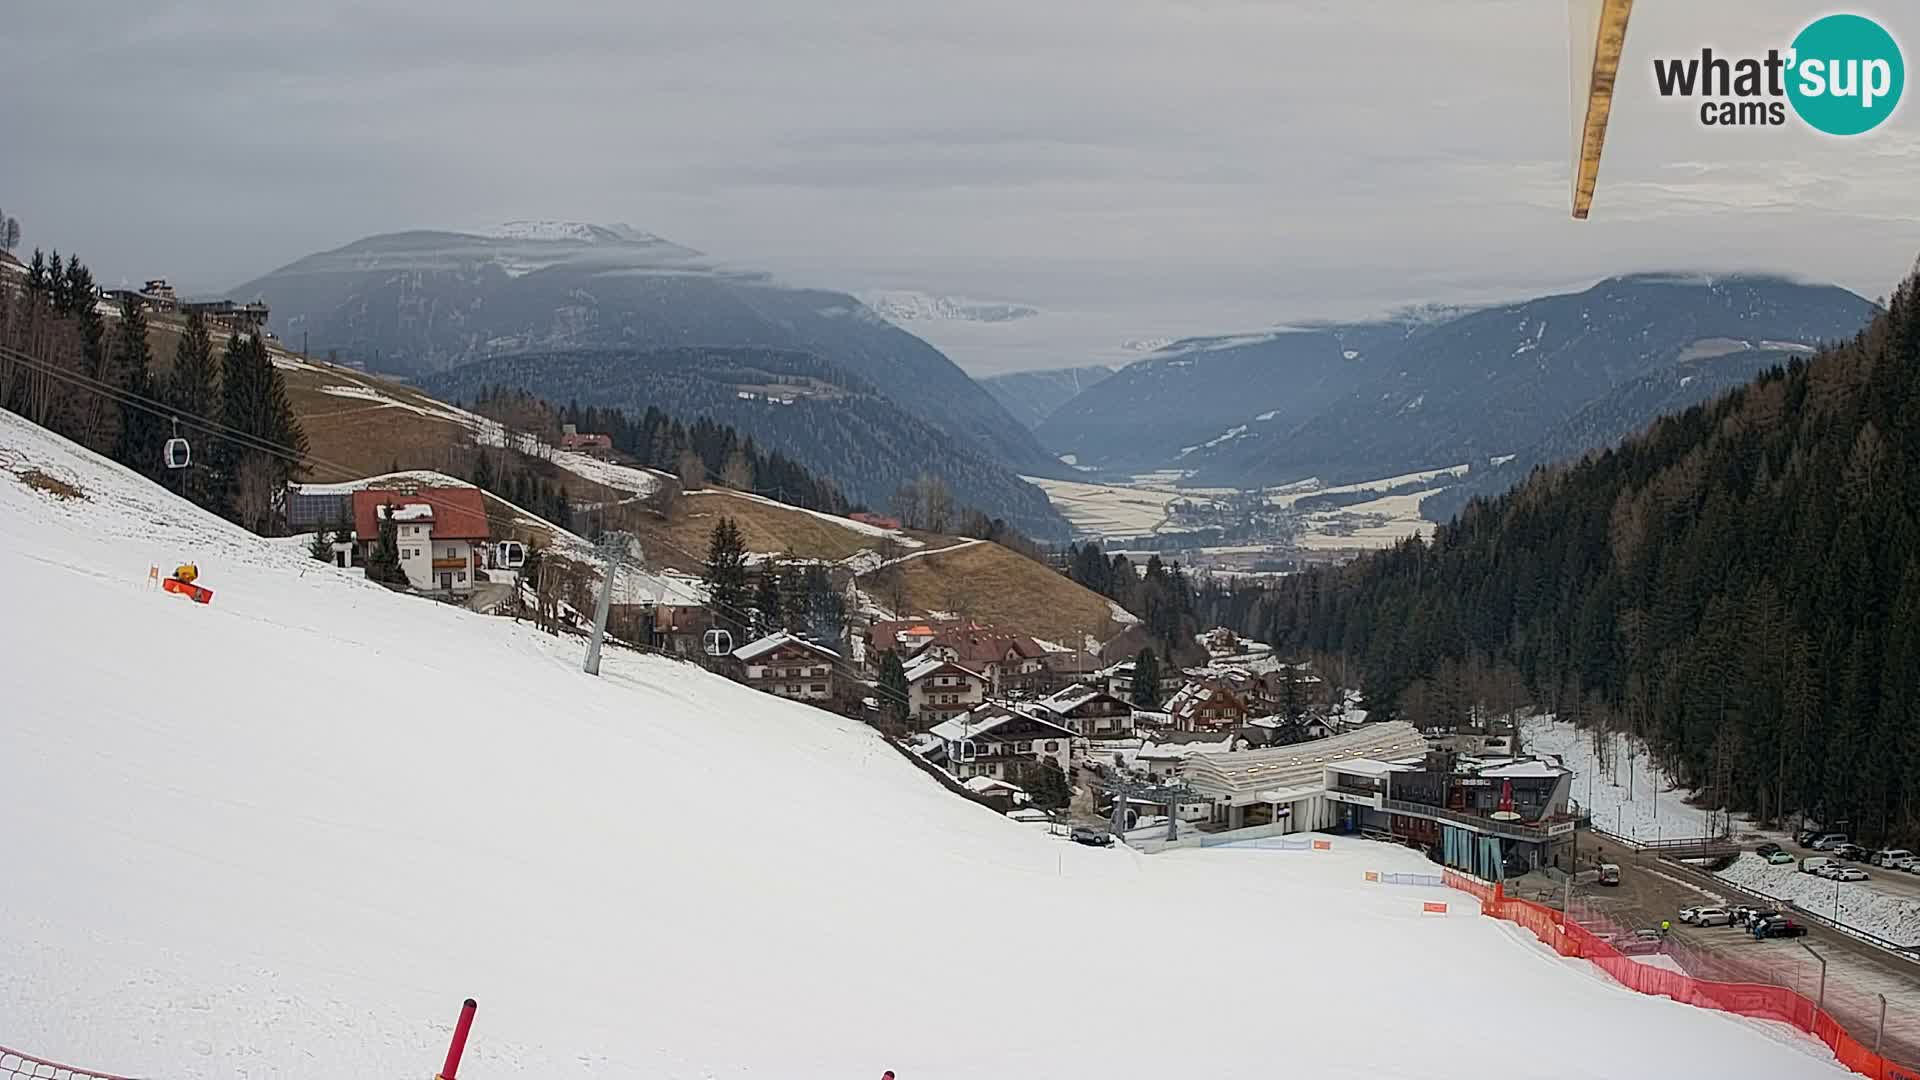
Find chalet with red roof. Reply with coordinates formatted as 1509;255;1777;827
351;487;491;594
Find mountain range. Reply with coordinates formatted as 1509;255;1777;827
233;223;1068;535
976;364;1114;432
1038;275;1878;505
419;346;1067;537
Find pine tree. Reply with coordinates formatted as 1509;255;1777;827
210;332;307;532
1131;648;1161;709
878;649;911;730
164;312;219;509
804;563;846;647
753;570;783;635
702;516;750;636
1018;759;1074;811
309;527;335;561
108;295;164;479
364;504;408;585
472;450;495;492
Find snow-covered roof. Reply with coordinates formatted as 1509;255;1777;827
1329;757;1416;778
962;776;1027;797
732;631;840;663
1039;684;1111;713
384;503;433;522
928;704;1073;743
1478;760;1566;780
903;654;984;684
1182;721;1427;801
1137;739;1236;762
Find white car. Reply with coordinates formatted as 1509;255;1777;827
1678;906;1703;924
1836;868;1870;882
1693;906;1733;927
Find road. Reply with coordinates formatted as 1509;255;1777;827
1568;844;1920;1067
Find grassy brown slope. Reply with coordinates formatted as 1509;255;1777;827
151;327;1120;642
893;541;1123;648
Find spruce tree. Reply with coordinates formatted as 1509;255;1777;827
702;516;750;636
804;563;846;647
1131;648;1161;709
365;504;408;585
753;570;783;635
165;312;220;509
210;332;307;531
108;295;164;479
878;649;911;730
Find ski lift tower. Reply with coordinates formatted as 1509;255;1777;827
583;531;642;677
1103;775;1213;843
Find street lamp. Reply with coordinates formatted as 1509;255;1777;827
1800;941;1827;1016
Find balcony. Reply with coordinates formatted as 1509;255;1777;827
1381;798;1579;844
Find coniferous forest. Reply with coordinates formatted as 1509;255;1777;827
1241;263;1920;842
0;248;308;533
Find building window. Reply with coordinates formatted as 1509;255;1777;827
1045;741;1059;752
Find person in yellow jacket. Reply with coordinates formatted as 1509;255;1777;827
172;563;198;584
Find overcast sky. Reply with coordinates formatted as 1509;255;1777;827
4;1;1916;373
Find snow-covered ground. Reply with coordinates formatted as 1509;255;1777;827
0;411;1852;1079
1717;855;1920;946
1523;714;1731;843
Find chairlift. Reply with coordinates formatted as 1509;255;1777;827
163;437;191;470
704;628;734;657
495;539;526;570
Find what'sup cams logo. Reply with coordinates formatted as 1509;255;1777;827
1653;13;1904;134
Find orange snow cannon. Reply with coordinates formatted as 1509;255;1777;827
162;563;214;604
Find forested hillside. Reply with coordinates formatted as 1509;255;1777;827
1247;263;1920;842
424;347;1068;538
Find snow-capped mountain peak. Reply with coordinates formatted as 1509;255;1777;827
859;289;1038;325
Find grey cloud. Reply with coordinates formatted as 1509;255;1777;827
1;0;1914;373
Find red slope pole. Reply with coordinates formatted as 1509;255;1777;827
439;998;478;1080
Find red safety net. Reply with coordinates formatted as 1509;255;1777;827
1440;875;1920;1080
1;1046;138;1080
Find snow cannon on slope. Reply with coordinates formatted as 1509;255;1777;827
159;562;214;604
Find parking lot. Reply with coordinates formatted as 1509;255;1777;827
1567;846;1920;1066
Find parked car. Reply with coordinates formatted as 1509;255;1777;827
1874;849;1914;868
1811;833;1850;851
1756;842;1783;857
1069;825;1114;848
1816;864;1846;880
1836;867;1870;882
1735;907;1783;927
1678;906;1703;924
1693;906;1734;927
1754;917;1809;939
1767;851;1797;865
1796;829;1821;846
1801;856;1834;874
1835;843;1868;861
1598;863;1621;886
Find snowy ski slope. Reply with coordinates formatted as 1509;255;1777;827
0;411;1849;1079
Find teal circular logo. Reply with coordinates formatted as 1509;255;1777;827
1787;14;1904;135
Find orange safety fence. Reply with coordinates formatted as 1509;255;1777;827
1440;874;1920;1080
